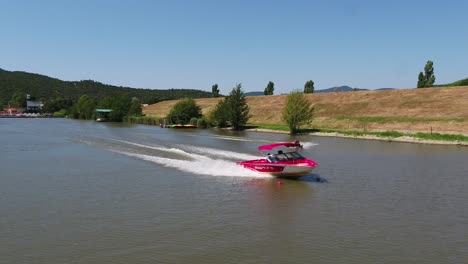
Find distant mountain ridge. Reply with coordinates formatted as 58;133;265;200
315;86;397;93
244;91;265;96
245;86;396;96
315;86;366;93
0;68;213;104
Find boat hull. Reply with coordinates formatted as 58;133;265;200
238;161;315;178
237;141;318;178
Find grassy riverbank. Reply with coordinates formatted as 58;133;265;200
144;85;468;144
248;124;468;145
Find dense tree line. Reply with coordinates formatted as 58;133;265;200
165;84;250;130
62;94;143;121
0;68;213;106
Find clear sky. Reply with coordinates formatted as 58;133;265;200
1;0;467;94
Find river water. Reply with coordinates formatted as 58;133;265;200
1;118;467;264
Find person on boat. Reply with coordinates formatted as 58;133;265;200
292;140;303;150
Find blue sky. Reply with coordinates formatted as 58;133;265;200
1;0;467;94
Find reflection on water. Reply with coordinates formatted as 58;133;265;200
299;173;328;183
0;118;467;264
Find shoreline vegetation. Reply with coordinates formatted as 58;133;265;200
125;115;468;146
3;69;467;146
143;85;468;146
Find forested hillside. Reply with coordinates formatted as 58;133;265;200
0;68;212;105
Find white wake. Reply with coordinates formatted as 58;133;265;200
177;145;260;161
116;151;267;178
301;142;319;149
91;138;317;178
105;139;267;178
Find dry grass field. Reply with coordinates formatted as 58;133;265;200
143;86;468;135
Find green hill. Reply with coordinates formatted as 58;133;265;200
0;68;212;104
440;77;468;87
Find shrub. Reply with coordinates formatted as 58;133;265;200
197;117;208;128
282;90;314;135
167;98;202;124
53;109;67;117
190;117;198;125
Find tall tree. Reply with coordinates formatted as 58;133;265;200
212;84;219;97
264;81;275;95
108;95;132;122
75;95;96;120
226;84;250;130
282;90;314;135
210;99;229;127
304;80;315;93
0;98;4;111
417;60;436;88
11;92;27;108
127;97;143;117
417;72;425;88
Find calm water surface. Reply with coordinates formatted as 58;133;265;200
1;118;467;264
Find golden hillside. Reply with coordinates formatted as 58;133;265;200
143;86;468;134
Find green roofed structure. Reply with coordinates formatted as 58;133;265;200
96;109;112;113
95;109;112;122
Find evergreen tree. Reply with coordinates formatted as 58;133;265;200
417;72;425;88
264;81;275;95
212;84;219;97
226;84;250;130
417;60;436;88
424;60;436;87
304;80;315;93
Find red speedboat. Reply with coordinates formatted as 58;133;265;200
237;141;318;178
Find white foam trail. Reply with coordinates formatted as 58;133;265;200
209;136;264;142
179;145;260;161
204;134;273;143
301;142;319;149
116;151;268;178
108;138;260;161
108;139;204;159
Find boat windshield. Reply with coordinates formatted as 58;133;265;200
267;151;304;162
289;152;304;159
